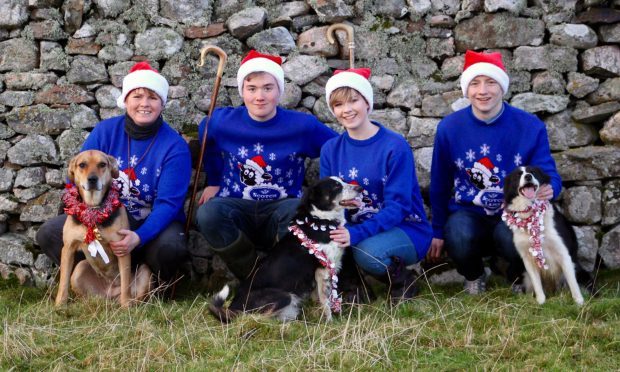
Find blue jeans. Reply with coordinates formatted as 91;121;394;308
444;209;523;282
195;197;299;249
351;227;418;276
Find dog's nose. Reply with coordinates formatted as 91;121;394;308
87;175;99;185
353;185;363;192
524;174;532;182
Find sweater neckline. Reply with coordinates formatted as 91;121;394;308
242;106;281;128
344;121;385;146
467;101;507;126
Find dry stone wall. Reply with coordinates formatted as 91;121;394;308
0;0;618;287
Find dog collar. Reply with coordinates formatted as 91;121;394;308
288;224;342;313
502;200;549;270
63;184;123;246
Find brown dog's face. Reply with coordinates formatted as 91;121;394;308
68;150;119;206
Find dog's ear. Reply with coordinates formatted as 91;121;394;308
531;166;550;185
503;169;520;202
67;155;78;184
108;155;120;179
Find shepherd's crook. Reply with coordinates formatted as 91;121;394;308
185;45;227;234
326;23;355;68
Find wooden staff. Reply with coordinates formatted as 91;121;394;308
185;45;227;234
326;23;355;68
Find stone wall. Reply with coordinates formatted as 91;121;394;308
0;0;618;287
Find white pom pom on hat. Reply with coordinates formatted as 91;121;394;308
116;61;169;109
324;67;374;115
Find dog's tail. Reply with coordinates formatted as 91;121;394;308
208;285;236;323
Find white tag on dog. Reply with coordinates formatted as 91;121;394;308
87;240;110;264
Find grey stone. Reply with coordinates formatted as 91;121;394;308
7;135;59;166
57;129;89;161
0;124;15;140
213;0;248;21
508;71;532;94
160;0;210;24
70;104;99;129
599;23;620;43
562;186;602;224
441;55;464;79
67;55;109;84
6;105;71;135
15;167;45;188
4;72;58;90
226;7;267;40
375;0;408;18
312;96;333;124
26;20;67;41
430;0;460;15
484;0;526;13
413;147;433;191
94;0;130;18
63;0;84;34
95;85;121;108
513;45;578;72
554;146;620;182
0;91;34;107
573;226;599;272
40;41;69;71
0;234;34;266
0;0;28;28
369;109;408;136
279;1;310;18
301;96;316;110
282;55;330;86
109;62;138;88
407;117;439;149
135;28;184;60
532;71;565;95
20;189;63;223
581;45;620;77
371;75;395;92
600;112;620;146
34;254;54;271
573;101;620;124
586;77;620;105
387;80;421;110
14;185;51;203
426;37;455;59
0;141;9;163
510;93;569;114
0;194;20;213
421;91;462;117
307;0;353;22
544;110;598;151
280;83;302;109
0;169;15;192
45;169;64;187
0;38;38;72
35;84;94;105
566;72;599;98
97;45;133;63
291;14;319;32
297;26;339;57
603;179;620;226
454;14;544;51
246;27;296;55
600;225;620;269
409;0;431;19
549;24;598;49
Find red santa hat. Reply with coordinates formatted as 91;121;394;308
244;155;269;176
117;61;169;109
460;50;510;97
237;50;285;97
325;67;374;116
472;157;499;178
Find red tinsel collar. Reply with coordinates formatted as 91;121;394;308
62;184;122;244
502;200;549;270
289;224;342;313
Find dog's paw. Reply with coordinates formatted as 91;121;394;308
574;295;584;306
536;295;546;305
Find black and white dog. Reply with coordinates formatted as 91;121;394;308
503;166;592;305
209;177;362;322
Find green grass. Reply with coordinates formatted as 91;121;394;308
2;270;619;370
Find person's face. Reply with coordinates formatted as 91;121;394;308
124;88;163;126
242;73;280;122
331;90;370;132
467;75;504;120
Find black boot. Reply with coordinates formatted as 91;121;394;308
382;256;419;304
210;232;258;279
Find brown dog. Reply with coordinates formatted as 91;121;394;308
55;150;151;307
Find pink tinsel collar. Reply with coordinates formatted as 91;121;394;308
62;184;122;244
502;200;549;270
288;224;342;313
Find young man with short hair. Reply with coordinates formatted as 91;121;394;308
195;50;337;279
428;50;562;294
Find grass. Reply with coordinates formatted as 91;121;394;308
1;270;619;370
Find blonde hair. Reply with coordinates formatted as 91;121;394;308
328;87;367;109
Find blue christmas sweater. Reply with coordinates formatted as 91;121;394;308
199;106;337;201
82;115;192;246
320;122;433;259
430;102;562;239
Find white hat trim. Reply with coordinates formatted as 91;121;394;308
117;69;169;109
460;62;509;97
236;57;285;97
325;71;374;116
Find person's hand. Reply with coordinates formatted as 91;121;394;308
199;186;220;205
330;226;351;248
109;229;140;257
536;184;553;201
426;238;444;263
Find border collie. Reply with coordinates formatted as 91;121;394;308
209;177;362;322
503;166;593;305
